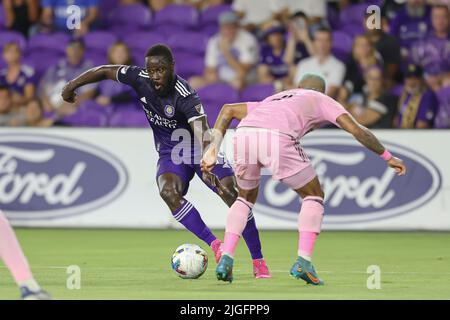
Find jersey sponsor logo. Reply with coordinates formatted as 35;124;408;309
254;134;442;224
143;109;177;129
164;105;175;118
0;133;128;220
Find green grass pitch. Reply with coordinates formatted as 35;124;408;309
1;229;449;300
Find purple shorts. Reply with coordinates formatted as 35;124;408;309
156;153;234;195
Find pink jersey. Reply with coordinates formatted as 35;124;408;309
238;89;349;138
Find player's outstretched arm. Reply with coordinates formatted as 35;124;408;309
201;103;248;172
61;65;121;103
336;114;407;176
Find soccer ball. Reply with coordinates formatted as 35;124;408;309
171;244;208;279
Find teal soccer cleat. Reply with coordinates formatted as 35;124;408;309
216;254;234;283
290;256;324;286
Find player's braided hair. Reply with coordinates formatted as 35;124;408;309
145;44;174;64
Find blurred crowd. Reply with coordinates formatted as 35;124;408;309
1;0;450;129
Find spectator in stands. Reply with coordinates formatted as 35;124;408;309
343;66;398;129
189;11;259;90
411;4;450;92
275;0;327;27
39;39;96;119
94;42;135;107
24;99;54;127
293;27;345;98
389;0;432;57
39;0;99;36
0;42;35;108
396;63;439;128
363;12;402;88
257;21;291;90
338;35;383;104
2;0;39;37
283;11;314;73
0;85;47;126
232;0;282;33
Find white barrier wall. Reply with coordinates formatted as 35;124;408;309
1;128;449;230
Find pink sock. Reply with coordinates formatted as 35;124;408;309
223;198;254;257
298;196;324;258
0;211;33;283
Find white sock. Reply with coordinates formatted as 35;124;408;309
299;254;312;262
18;278;41;291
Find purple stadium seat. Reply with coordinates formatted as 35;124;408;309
98;0;119;26
109;109;148;127
0;6;6;30
174;52;204;79
27;32;70;55
83;31;118;55
197;83;239;127
327;4;340;29
153;4;199;30
200;4;232;36
168;31;209;55
60;108;108;127
84;51;108;65
339;3;367;27
338;23;365;38
22;52;62;78
240;84;275;102
108;4;152;35
0;31;27;51
332;31;353;62
122;32;167;52
200;4;232;28
79;99;115;117
435;86;450;129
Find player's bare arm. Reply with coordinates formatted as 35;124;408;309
201;103;248;171
337;113;407;176
61;65;121;103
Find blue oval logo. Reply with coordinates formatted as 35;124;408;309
0;133;129;220
255;135;442;224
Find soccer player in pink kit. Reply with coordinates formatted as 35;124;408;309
0;210;51;299
202;74;407;285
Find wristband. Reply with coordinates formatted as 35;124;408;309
380;150;392;161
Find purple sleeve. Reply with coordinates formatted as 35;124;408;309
179;92;205;123
416;90;438;124
116;65;141;88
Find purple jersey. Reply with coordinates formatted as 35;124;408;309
260;45;289;79
398;89;438;128
411;32;450;75
389;6;431;50
0;65;35;95
116;65;205;157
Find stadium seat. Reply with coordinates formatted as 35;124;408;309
168;31;209;56
435;86;450;129
109;109;149;127
84;52;108;65
197;83;239;127
0;6;6;30
108;4;152;37
338;23;365;38
153;4;199;34
60;108;109;127
174;52;204;79
0;31;27;51
239;84;275;102
27;32;70;55
339;3;368;27
331;31;353;63
22;52;62;79
326;4;340;30
200;4;231;29
83;31;118;56
122;32;167;52
79;99;115;117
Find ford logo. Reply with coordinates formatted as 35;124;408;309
0;133;128;220
255;134;442;224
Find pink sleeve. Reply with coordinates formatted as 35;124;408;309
318;95;349;127
246;102;260;114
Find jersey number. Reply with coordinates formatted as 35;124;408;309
271;94;293;101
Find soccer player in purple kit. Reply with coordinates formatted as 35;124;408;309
61;44;271;278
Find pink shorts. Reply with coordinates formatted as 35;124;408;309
233;128;316;190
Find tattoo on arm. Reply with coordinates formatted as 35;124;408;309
354;125;385;155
